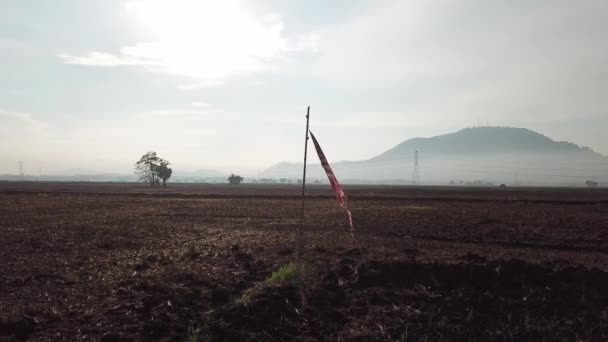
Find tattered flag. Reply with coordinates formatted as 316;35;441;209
309;131;354;235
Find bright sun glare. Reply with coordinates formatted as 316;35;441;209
123;0;287;83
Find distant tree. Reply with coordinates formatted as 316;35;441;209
586;180;599;188
158;161;173;186
279;178;287;183
135;152;160;186
228;173;243;185
135;151;172;186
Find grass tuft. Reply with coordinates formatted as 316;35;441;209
265;262;299;285
237;262;301;304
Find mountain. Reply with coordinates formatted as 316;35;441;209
373;127;602;161
263;127;608;186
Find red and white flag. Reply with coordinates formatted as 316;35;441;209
309;131;354;236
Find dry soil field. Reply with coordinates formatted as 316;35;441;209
1;183;608;341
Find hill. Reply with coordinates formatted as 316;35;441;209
373;127;601;161
263;127;607;186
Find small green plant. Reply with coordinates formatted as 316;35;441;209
237;262;301;304
265;262;298;285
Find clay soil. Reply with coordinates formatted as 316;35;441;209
1;183;608;341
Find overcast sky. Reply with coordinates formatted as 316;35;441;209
1;0;607;175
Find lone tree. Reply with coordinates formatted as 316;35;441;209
228;173;243;185
586;180;599;188
135;152;173;186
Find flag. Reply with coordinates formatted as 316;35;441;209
309;131;354;235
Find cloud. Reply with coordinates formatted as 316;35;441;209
288;33;320;53
310;1;608;122
58;51;156;67
58;0;317;85
314;2;605;83
191;101;209;108
132;107;219;118
0;109;49;131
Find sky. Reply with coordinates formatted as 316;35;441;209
1;0;607;175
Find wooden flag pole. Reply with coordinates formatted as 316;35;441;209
297;106;310;260
296;106;310;306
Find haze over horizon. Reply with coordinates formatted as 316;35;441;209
2;1;608;175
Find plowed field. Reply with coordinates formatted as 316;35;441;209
1;183;607;341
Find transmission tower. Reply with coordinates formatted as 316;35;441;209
18;161;24;177
412;150;420;185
